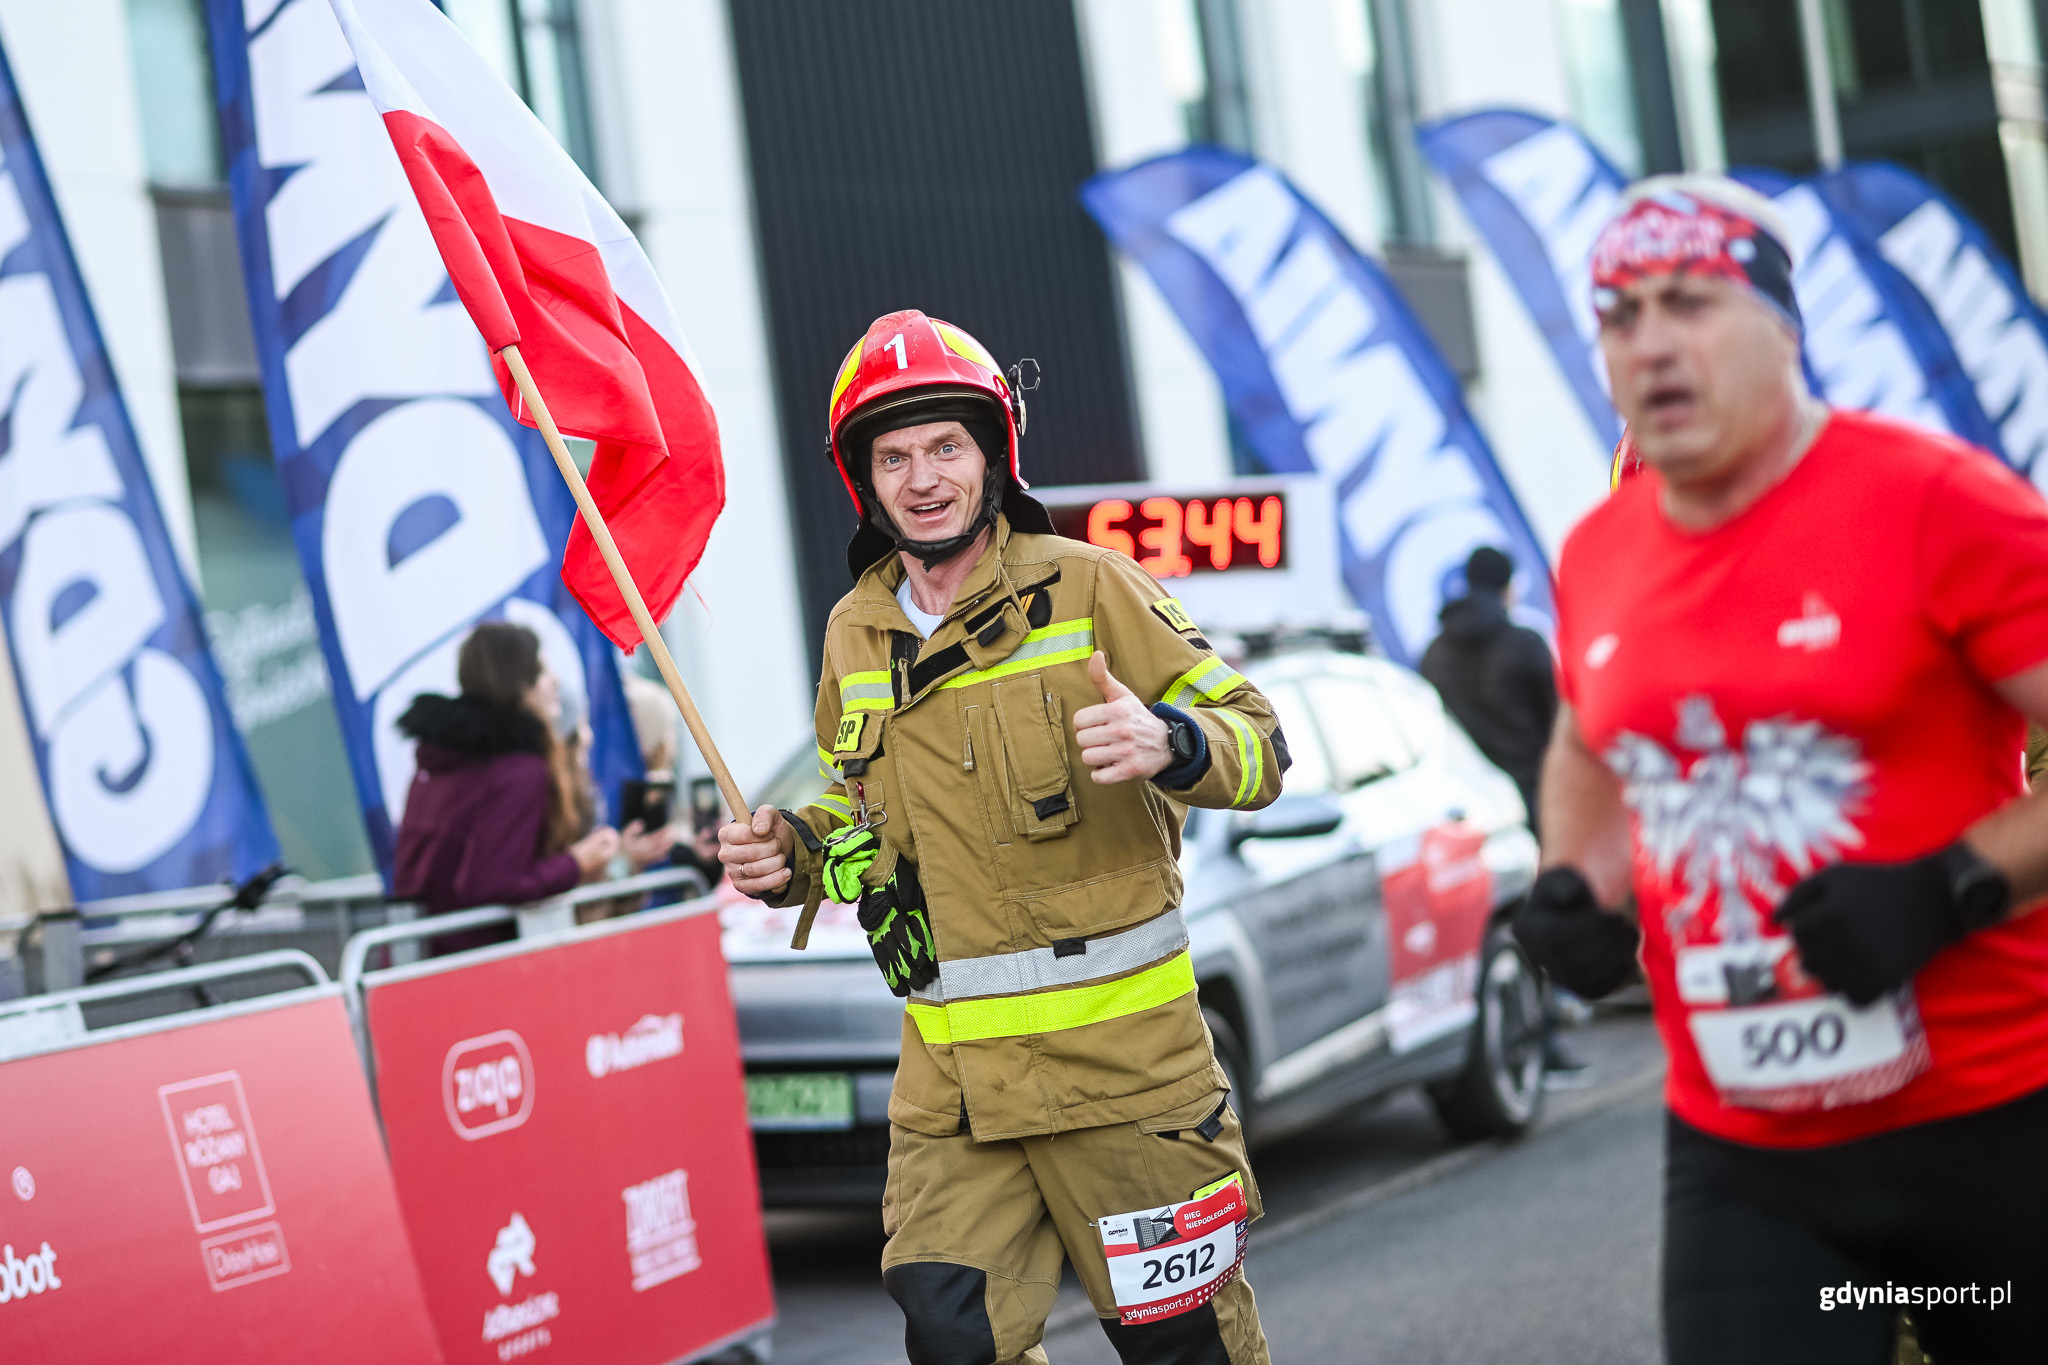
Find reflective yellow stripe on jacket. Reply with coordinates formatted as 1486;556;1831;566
937;618;1096;690
1215;708;1264;808
1161;656;1246;706
904;952;1196;1045
839;670;894;712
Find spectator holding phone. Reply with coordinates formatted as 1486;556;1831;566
618;671;716;888
577;673;692;921
394;621;622;928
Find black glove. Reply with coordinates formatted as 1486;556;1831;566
856;862;939;998
1773;842;2010;1007
1513;867;1641;999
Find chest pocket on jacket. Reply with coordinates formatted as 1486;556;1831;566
992;676;1079;841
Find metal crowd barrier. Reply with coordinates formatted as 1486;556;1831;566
11;873;389;996
0;950;330;1063
335;864;709;1070
336;865;768;1362
0;862;762;1365
9;864;708;1000
0;947;446;1359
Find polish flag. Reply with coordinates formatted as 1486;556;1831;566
325;0;723;651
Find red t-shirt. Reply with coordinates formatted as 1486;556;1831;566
1556;410;2048;1147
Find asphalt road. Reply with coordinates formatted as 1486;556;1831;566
758;1013;1669;1365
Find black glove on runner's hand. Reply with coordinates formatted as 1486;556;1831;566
1513;867;1641;999
1773;842;2010;1007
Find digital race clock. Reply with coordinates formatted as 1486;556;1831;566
1045;491;1288;577
1037;477;1340;631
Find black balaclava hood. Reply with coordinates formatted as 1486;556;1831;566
842;394;1054;580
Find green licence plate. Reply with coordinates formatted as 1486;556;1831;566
747;1072;855;1131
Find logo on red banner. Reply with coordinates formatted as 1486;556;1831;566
201;1221;291;1292
0;1240;62;1307
622;1169;699;1292
444;1031;536;1140
585;1014;683;1079
0;993;443;1359
368;912;773;1364
158;1072;277;1232
483;1211;560;1358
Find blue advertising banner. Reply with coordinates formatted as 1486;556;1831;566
1823;161;2048;484
207;0;638;877
1733;166;1982;448
1418;110;1978;452
0;38;277;897
1082;148;1553;664
1416;109;1624;449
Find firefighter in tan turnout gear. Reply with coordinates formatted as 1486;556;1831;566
719;310;1286;1364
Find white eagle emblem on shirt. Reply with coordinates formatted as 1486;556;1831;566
1605;695;1871;945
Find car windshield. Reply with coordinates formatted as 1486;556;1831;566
1261;681;1333;793
1301;674;1414;789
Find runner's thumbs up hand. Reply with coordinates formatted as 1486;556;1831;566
1089;650;1136;705
1075;650;1171;785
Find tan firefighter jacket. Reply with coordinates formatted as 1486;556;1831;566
766;515;1287;1141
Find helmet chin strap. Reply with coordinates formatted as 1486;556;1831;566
867;464;1005;572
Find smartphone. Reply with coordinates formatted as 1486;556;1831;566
618;778;674;831
690;776;722;837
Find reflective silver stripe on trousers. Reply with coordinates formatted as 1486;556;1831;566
909;909;1189;1005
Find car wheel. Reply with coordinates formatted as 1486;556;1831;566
1202;1005;1252;1133
1427;923;1546;1141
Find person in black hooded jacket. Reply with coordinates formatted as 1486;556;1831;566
1419;545;1558;833
1423;547;1584;1077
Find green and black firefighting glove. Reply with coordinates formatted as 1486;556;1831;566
821;823;939;996
820;821;882;905
858;885;938;998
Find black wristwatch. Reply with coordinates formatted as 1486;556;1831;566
1166;715;1200;763
1941;841;2012;932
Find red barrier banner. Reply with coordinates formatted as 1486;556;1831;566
0;990;443;1361
363;908;774;1365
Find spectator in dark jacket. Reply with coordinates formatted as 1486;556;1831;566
394;622;620;922
1422;547;1584;1076
1419;546;1559;829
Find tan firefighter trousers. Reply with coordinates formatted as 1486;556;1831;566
879;1087;1272;1365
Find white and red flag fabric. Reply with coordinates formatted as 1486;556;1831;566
324;0;723;650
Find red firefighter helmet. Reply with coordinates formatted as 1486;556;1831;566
827;310;1026;512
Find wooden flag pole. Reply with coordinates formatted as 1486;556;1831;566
498;343;752;823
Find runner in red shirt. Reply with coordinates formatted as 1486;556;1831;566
1519;174;2048;1364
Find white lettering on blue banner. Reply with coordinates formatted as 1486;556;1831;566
0;42;276;893
1418;111;1624;448
1420;111;1987;461
207;0;639;867
1878;199;2048;483
1476;123;1617;398
1767;184;1947;432
1083;152;1551;662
